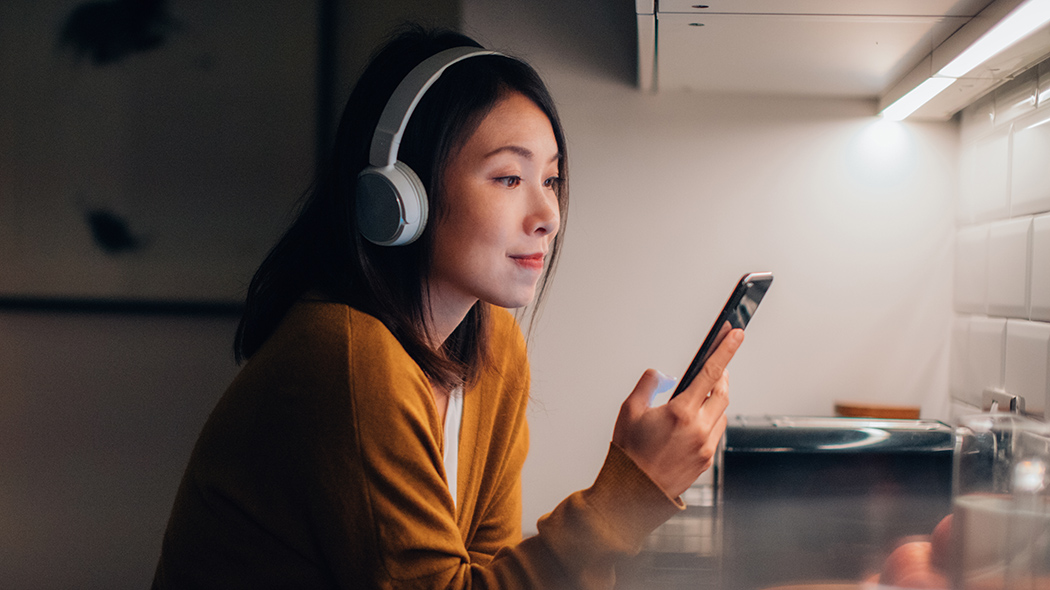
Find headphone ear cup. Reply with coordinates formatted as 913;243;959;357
355;161;429;246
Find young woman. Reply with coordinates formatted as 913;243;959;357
151;26;742;590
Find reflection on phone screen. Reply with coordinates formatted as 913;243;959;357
668;273;772;400
729;280;766;329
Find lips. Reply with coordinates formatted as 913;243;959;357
510;253;545;270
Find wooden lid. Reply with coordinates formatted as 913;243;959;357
760;584;862;590
834;401;921;420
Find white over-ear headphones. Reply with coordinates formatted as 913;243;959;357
356;46;502;246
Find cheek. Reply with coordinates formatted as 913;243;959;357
437;201;507;254
447;221;504;264
432;212;494;265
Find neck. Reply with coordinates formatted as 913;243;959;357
425;295;477;349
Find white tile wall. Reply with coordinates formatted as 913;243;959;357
950;399;982;420
994;69;1038;127
950;316;969;401
1005;320;1050;416
1011;110;1050;217
960;94;995;146
952;56;1050;420
1040;61;1050;108
959;130;1010;223
1034;214;1050;322
955;226;988;314
986;218;1030;318
957;143;978;226
964;316;1006;407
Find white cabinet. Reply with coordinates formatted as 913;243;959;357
638;0;990;94
658;1;988;15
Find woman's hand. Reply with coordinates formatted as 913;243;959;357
611;329;743;498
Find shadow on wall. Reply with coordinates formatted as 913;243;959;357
59;0;179;66
463;0;638;86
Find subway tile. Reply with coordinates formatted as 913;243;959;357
955;225;988;314
961;94;996;144
949;399;983;424
957;143;978;225
986;218;1031;318
1033;214;1050;321
1039;59;1050;108
1010;109;1050;216
960;132;1010;223
994;70;1038;127
965;316;1006;407
1004;319;1050;417
949;315;970;402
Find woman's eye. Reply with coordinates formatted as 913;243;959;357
544;176;561;189
495;176;521;188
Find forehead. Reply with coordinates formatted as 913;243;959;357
461;92;559;157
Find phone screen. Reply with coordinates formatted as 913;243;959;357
670;272;773;399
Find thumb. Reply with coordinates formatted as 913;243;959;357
623;369;665;416
650;370;678;404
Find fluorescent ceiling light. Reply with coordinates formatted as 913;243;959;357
881;77;956;121
939;0;1050;78
880;0;1050;119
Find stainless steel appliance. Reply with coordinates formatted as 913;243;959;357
720;416;954;590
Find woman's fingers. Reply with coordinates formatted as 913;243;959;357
682;369;729;451
702;368;731;420
616;369;662;431
697;413;728;471
612;330;743;497
674;329;744;414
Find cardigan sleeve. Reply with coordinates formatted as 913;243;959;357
462;311;530;566
463;419;527;566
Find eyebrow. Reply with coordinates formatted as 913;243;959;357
483;145;561;163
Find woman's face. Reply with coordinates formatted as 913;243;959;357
428;91;561;317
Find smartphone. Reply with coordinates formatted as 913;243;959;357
670;272;773;399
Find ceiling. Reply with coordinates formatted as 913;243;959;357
636;0;1050;117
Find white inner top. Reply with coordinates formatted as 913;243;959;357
444;386;464;509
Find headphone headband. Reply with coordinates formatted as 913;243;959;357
368;47;501;169
357;46;505;247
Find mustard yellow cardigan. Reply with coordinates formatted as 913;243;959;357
152;301;681;589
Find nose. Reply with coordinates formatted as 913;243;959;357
526;183;560;237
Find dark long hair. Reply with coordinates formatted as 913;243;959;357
234;26;568;388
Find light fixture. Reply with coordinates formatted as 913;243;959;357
880;0;1050;120
881;78;957;121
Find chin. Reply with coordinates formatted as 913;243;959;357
485;290;538;310
488;298;533;310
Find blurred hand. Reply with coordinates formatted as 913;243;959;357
612;329;743;498
875;515;953;589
